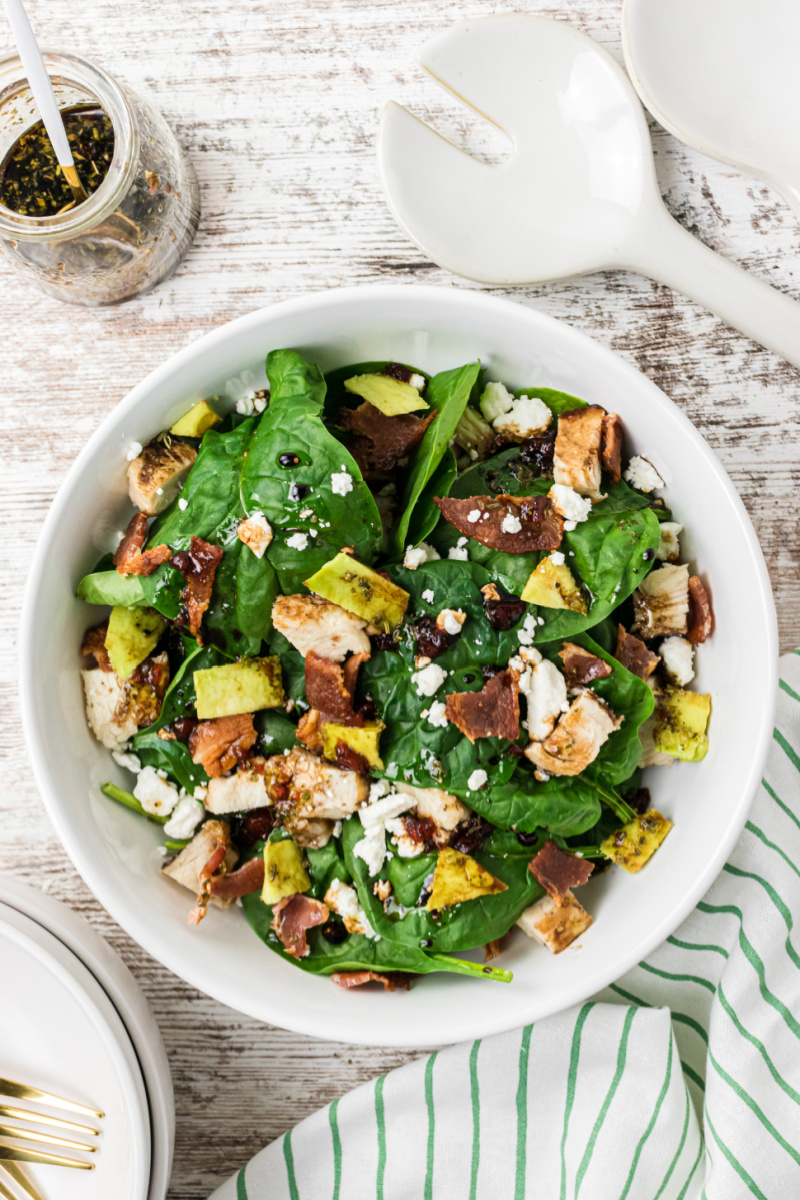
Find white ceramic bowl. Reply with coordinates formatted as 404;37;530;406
20;285;777;1047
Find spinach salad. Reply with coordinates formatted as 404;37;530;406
78;350;713;991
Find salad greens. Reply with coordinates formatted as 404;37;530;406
77;346;713;991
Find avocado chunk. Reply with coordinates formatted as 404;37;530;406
520;555;588;613
104;605;166;679
194;657;284;719
261;835;311;905
169;399;219;438
344;373;428;416
304;552;409;632
426;846;508;912
321;720;385;769
600;809;673;873
654;687;711;763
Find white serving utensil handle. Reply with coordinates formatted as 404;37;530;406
629;202;800;369
2;0;75;170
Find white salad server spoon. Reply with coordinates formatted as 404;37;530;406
623;0;800;223
379;15;800;369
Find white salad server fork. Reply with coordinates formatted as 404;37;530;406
378;15;800;370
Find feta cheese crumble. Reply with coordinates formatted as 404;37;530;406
525;660;568;741
624;456;664;493
126;441;143;461
325;879;379;939
163;794;205;839
134;766;180;817
549;484;592;525
331;468;354;496
436;608;466;636
238;511;273;558
550;550;565;566
467;509;481;523
426;700;449;728
493;395;553;441
286;532;309;551
178;497;189;511
112;749;142;774
467;769;488;791
660;636;695;686
479;380;515;423
501;512;522;534
404;541;441;570
656;522;683;563
448;536;470;562
413;663;448;698
422;588;435;604
517;613;539;647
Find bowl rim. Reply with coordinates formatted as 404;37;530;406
18;283;778;1045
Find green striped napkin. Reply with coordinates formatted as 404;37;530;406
211;653;800;1199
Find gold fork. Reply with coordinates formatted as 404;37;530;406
0;1078;103;1195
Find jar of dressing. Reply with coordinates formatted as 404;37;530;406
0;51;199;305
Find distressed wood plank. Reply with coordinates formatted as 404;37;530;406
0;0;797;1196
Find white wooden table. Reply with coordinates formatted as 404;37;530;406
1;1;798;1195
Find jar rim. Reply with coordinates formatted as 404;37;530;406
0;50;138;240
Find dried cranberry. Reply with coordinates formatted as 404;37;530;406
519;430;556;474
335;740;371;773
322;920;349;945
416;615;450;659
404;815;438;845
483;586;528;631
235;807;275;849
384;362;414;383
171;716;196;742
356;696;378;721
451;815;494;855
625;786;651;814
371;631;399;653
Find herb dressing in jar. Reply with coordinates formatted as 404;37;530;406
0;51;199;305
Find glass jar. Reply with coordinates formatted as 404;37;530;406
0;51;199;305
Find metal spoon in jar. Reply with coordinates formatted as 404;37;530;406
379;14;800;370
2;0;88;205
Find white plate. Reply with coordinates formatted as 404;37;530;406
18;284;777;1046
0;878;174;1200
0;904;150;1199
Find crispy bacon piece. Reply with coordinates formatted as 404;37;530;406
113;512;172;577
445;669;520;743
614;625;660;681
304;650;367;723
172;536;224;639
81;621;112;672
189;714;257;778
434;494;563;554
558;642;612;687
271;894;329;958
528;840;594;905
601;413;623;485
330;971;412;992
687;576;713;644
553;406;605;498
339;402;436;472
208;856;266;900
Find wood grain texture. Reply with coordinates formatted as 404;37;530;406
0;0;798;1195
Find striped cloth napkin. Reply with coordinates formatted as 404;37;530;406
211;653;800;1200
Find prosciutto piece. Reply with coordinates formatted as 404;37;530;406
687;576;713;644
271;894;330;958
330;971;412;991
558;643;612;687
189;714;257;778
172;535;224;639
304;650;367;723
208;856;266;900
113;512;172;577
445;669;520;743
614;625;660;681
434;494;563;554
339;402;436;472
528;840;594;905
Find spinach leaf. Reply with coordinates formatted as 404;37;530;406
256;709;298;756
389;361;481;559
403;447;458;550
512;386;587;414
428;449;661;640
132;640;223;791
343;821;544;954
241;350;382;592
240;842;510;982
76;570;147;609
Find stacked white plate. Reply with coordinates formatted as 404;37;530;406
0;878;173;1200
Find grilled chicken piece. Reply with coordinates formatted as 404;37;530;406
81;651;169;749
162;820;238;909
520;658;567;743
632;564;690;640
272;594;370;662
526;690;622;776
393;782;471;835
127;438;197;517
204;761;271;814
553;406;606;499
278;748;369;819
517;892;592;953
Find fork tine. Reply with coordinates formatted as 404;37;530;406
1;1165;43;1200
0;1124;97;1154
0;1080;103;1121
0;1145;93;1171
0;1105;100;1138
